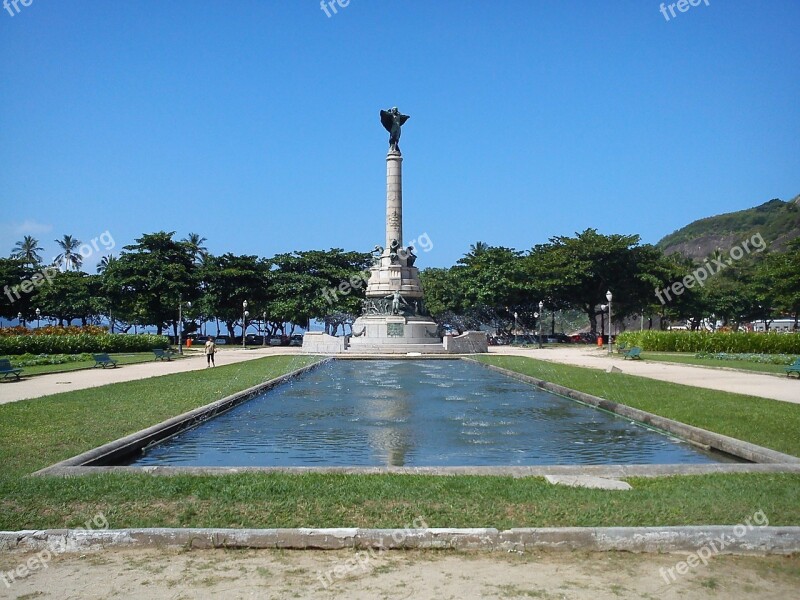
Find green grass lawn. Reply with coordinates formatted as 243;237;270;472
0;354;798;530
11;352;186;377
476;355;800;457
638;352;790;375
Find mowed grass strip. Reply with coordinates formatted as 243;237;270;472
10;352;185;377
0;355;322;478
476;355;800;457
640;352;789;375
1;472;798;530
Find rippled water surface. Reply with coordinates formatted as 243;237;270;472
130;360;735;467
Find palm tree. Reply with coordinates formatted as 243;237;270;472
96;254;117;274
11;235;44;266
183;233;208;265
54;234;83;271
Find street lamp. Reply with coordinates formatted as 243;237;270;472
35;308;41;329
242;300;249;348
17;312;23;328
178;299;192;355
606;290;613;355
513;312;518;345
262;311;267;347
538;300;544;348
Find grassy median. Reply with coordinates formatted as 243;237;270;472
0;355;798;530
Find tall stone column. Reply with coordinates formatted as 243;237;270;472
385;150;403;249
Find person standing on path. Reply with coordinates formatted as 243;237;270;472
204;337;216;367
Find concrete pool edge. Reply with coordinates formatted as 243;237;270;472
2;526;799;555
33;358;332;477
469;359;800;467
32;355;800;478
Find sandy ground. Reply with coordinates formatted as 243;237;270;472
0;548;798;599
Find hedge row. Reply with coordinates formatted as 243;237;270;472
0;334;170;355
0;325;107;337
616;331;800;354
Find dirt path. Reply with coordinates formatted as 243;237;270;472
0;548;797;599
490;346;800;405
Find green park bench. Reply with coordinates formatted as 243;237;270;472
785;358;800;378
0;358;23;381
616;342;628;354
623;346;643;360
92;353;118;369
153;348;175;361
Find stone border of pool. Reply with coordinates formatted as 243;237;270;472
33;356;800;477
2;526;799;555
33;358;332;477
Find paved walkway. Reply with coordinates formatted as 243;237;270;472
0;347;305;405
490;345;800;404
1;345;797;406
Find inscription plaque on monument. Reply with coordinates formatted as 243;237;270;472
387;323;404;337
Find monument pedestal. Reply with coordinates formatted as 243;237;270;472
347;314;447;353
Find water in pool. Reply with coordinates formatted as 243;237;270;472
129;360;735;467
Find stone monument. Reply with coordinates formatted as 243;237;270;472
347;108;446;353
303;108;488;354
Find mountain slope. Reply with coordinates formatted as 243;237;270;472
657;194;800;260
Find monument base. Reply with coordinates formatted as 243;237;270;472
346;314;446;353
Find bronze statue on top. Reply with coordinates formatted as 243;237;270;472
380;107;410;153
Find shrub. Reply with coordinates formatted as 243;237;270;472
4;353;94;367
694;352;798;365
616;331;800;354
0;325;108;337
0;334;169;355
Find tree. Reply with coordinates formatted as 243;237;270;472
11;236;44;267
759;238;800;328
198;253;270;338
54;234;83;271
100;232;196;335
183;233;208;265
0;258;31;320
96;254;117;274
33;271;99;326
526;229;672;334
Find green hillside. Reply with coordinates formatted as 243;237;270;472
658;195;800;260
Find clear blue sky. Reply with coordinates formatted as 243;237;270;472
2;0;798;270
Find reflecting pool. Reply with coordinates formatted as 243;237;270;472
129;360;736;467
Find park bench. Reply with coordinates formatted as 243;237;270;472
153;348;175;361
616;342;628;354
623;346;642;360
0;358;23;381
785;358;800;378
92;353;118;369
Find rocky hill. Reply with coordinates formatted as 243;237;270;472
657;194;800;260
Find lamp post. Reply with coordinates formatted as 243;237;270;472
17;312;24;328
262;311;267;347
35;308;41;329
513;312;518;345
242;300;249;348
538;300;544;349
606;290;613;355
178;299;192;355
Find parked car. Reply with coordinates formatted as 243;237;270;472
289;334;303;347
214;336;228;345
245;334;265;345
269;335;290;346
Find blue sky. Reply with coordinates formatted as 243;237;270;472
1;0;798;271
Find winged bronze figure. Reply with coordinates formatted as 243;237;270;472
380;107;410;153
